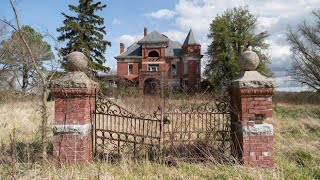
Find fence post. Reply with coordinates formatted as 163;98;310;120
229;50;276;167
50;52;97;166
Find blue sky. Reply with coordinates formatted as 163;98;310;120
1;0;319;91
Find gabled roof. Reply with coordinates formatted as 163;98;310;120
115;29;201;59
183;29;199;46
165;40;182;57
138;31;169;44
116;42;142;58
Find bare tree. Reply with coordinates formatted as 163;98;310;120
1;0;59;160
287;10;320;92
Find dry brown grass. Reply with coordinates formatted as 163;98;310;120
0;94;319;179
0;100;54;143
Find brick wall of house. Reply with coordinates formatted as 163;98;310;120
132;62;139;75
117;63;128;76
117;62;139;76
187;61;198;88
182;45;201;54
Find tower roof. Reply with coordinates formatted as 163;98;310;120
183;29;199;46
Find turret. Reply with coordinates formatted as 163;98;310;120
182;29;201;55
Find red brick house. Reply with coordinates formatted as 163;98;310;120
115;28;202;94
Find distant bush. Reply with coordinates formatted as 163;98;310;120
274;91;320;105
0;90;39;103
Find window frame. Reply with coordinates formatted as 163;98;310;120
128;63;133;75
147;64;160;71
171;62;177;75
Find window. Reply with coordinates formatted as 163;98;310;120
197;62;200;74
148;64;160;71
184;80;188;86
184;62;188;74
148;51;159;57
171;63;177;75
128;64;133;74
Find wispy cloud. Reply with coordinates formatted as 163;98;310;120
145;9;177;19
115;34;143;46
111;18;123;25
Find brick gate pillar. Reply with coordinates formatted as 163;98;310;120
50;52;97;165
229;50;276;167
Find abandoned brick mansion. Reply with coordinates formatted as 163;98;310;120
115;27;202;94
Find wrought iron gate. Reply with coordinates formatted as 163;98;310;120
162;102;232;161
93;93;232;162
94;93;162;160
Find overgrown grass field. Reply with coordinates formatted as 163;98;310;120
0;92;319;179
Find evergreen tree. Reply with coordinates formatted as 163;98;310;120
205;6;271;92
57;0;111;72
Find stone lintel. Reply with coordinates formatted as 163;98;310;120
230;71;276;89
53;123;92;135
243;123;274;137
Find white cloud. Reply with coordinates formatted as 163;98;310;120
112;18;123;25
161;30;186;42
145;9;177;19
269;43;291;60
166;0;320;91
258;17;279;28
115;34;143;47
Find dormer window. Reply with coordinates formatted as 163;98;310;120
148;51;159;57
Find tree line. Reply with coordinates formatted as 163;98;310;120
2;3;319;94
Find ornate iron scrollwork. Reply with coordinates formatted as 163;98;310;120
95;93;161;120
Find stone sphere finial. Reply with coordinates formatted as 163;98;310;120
65;51;88;72
238;50;260;71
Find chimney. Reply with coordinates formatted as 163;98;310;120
120;43;125;53
144;27;147;37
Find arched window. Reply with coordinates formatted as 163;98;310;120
148;51;159;57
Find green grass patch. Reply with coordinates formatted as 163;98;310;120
273;104;320;119
276;154;320;180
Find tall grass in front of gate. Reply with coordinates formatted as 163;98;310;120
0;92;320;179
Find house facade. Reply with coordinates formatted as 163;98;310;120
115;27;202;94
